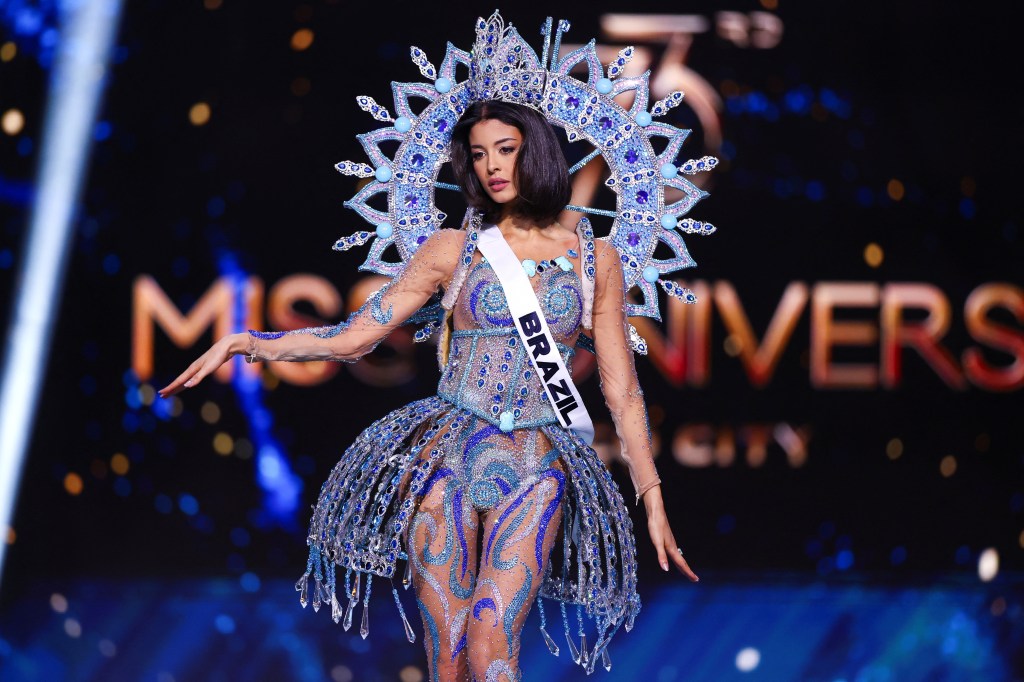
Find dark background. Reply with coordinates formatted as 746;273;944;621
1;0;1021;611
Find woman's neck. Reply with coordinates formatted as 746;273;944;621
492;210;568;244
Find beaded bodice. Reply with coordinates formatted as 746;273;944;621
437;250;584;430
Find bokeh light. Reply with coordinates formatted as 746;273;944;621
64;472;83;496
978;548;999;582
290;28;314;51
189;102;211;126
1;109;25;135
863;242;884;268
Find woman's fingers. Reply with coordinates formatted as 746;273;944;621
158;358;205;398
649;513;700;581
668;541;699;582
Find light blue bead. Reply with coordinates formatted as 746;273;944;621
499;411;515;432
554;256;573;271
660;214;677;229
642;266;660;283
636;111;652;127
596;78;613;95
394;116;411;133
375;167;393;182
660;163;678;179
521;259;537;277
375;223;393;238
434;77;452;93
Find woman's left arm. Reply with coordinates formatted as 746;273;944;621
590;241;699;581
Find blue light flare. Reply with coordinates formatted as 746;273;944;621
0;0;125;587
218;251;302;526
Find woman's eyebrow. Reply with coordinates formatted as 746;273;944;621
470;137;518;148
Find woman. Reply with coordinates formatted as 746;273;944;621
160;100;697;681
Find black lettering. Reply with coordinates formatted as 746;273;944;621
519;312;542;336
536;360;559;382
548;378;572;401
557;397;578;423
527;334;551;358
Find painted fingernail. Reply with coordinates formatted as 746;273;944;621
184;380;193;387
661;562;668;571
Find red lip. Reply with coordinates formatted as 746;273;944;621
488;178;509;190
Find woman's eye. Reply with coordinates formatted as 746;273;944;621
501;146;516;154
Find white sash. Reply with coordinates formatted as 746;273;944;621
476;225;595;445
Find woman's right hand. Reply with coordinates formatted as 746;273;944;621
158;332;247;398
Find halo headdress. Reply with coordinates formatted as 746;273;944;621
333;10;717;345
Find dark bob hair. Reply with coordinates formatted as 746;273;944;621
450;100;571;224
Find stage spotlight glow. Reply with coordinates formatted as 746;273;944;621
735;646;761;672
978;547;999;582
0;0;124;586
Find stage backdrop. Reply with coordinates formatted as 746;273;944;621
0;1;1021;680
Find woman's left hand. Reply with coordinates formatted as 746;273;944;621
643;485;699;581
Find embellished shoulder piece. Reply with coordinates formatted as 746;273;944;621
440;210;483;311
576;216;596;329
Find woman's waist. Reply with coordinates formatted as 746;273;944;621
437;331;574;431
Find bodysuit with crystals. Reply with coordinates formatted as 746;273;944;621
247;219;662;681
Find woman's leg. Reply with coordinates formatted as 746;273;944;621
466;463;565;682
410;466;479;682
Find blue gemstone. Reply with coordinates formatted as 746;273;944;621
411;153;425;168
625;149;638;164
565;95;580;108
599;116;612;130
636;190;649;205
416;235;427;244
627;232;640;247
435;119;448;133
404;194;418;208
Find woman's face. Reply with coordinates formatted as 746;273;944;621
468;118;522;206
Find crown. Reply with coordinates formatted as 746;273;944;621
466;12;547;109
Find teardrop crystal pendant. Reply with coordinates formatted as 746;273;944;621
540;627;560;656
403;559;412;590
331;593;343;624
312;578;323;612
294;574;307;592
601;645;612;672
580;634;589;667
566;631;581;664
343;598;355;631
401;608;416;643
359;602;370;640
352;572;361;601
298;576;309;608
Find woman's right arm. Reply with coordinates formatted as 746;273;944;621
158;229;461;397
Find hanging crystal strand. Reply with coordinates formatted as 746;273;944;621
537;599;559;656
561;602;581;664
312;548;325;612
392;585;417;643
601;645;612;672
403;557;413;590
343;571;357;631
577;605;588;668
360;574;374;640
331;590;343;624
296;574;309;608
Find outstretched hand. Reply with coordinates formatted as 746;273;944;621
643;485;699;581
158;332;245;399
